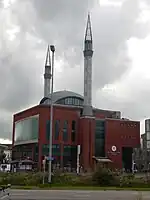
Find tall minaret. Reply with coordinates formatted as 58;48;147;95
44;45;52;97
83;13;93;116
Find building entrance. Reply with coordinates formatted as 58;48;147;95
122;147;133;172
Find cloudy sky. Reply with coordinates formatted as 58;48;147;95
0;0;150;142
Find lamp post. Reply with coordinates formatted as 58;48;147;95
48;45;55;183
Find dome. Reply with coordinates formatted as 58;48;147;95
39;90;84;107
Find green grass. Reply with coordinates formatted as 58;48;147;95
10;185;150;191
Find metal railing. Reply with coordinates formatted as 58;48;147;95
0;184;11;199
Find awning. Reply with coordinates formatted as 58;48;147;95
92;156;112;163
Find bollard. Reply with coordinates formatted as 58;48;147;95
0;184;11;199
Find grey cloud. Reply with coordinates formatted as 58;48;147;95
96;76;150;124
0;110;12;139
29;0;150;90
0;0;150;139
93;0;150;89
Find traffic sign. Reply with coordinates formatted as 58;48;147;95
46;157;54;161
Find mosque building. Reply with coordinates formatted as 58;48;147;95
12;14;140;171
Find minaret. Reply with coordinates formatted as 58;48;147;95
44;45;52;97
83;13;93;116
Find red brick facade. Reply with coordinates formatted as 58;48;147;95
12;105;140;170
79;117;95;169
105;119;140;168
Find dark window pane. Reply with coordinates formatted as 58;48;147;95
95;120;105;157
72;98;75;105
54;120;60;140
33;144;39;162
42;144;61;157
63;145;71;156
71;121;76;142
46;120;50;140
63;120;68;142
72;121;76;131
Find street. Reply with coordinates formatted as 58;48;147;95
9;189;150;200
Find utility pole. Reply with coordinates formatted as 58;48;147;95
48;45;55;183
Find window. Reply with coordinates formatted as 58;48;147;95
65;98;69;105
63;145;71;156
95;120;105;157
52;144;61;156
120;122;138;128
42;144;61;157
46;120;50;140
95;139;105;157
33;144;39;162
14;115;39;142
71;121;76;142
56;97;83;107
63;120;68;142
54;120;60;140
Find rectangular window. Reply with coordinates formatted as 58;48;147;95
95;120;105;157
52;144;61;156
63;145;71;156
71;121;76;142
42;144;61;157
46;120;50;140
33;144;39;162
14;115;39;142
63;120;68;142
54;120;60;140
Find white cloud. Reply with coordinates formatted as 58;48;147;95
100;0;124;7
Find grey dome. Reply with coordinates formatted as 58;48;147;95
40;90;84;105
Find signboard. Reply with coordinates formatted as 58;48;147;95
46;157;54;161
111;146;117;152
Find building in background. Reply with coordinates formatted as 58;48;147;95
133;119;150;171
12;14;140;171
0;144;12;172
0;144;12;162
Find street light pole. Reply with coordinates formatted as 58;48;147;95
48;45;55;183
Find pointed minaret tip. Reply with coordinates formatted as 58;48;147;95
85;13;92;42
45;45;51;67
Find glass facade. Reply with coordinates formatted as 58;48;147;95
42;144;61;157
54;120;60;140
63;145;77;169
63;120;68;142
56;97;83;106
42;144;61;171
12;144;33;160
71;121;76;142
14;115;39;143
63;145;71;156
95;120;105;157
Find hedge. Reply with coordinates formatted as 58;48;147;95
0;167;149;188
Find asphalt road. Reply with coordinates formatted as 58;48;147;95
8;189;150;200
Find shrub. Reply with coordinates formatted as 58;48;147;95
0;170;150;188
119;174;134;187
92;165;117;186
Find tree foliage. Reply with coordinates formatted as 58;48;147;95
0;150;6;164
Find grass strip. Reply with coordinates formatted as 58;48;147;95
10;185;150;191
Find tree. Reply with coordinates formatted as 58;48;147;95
0;150;6;164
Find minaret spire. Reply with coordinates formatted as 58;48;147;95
83;13;93;116
85;13;92;42
44;45;52;97
45;45;51;68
